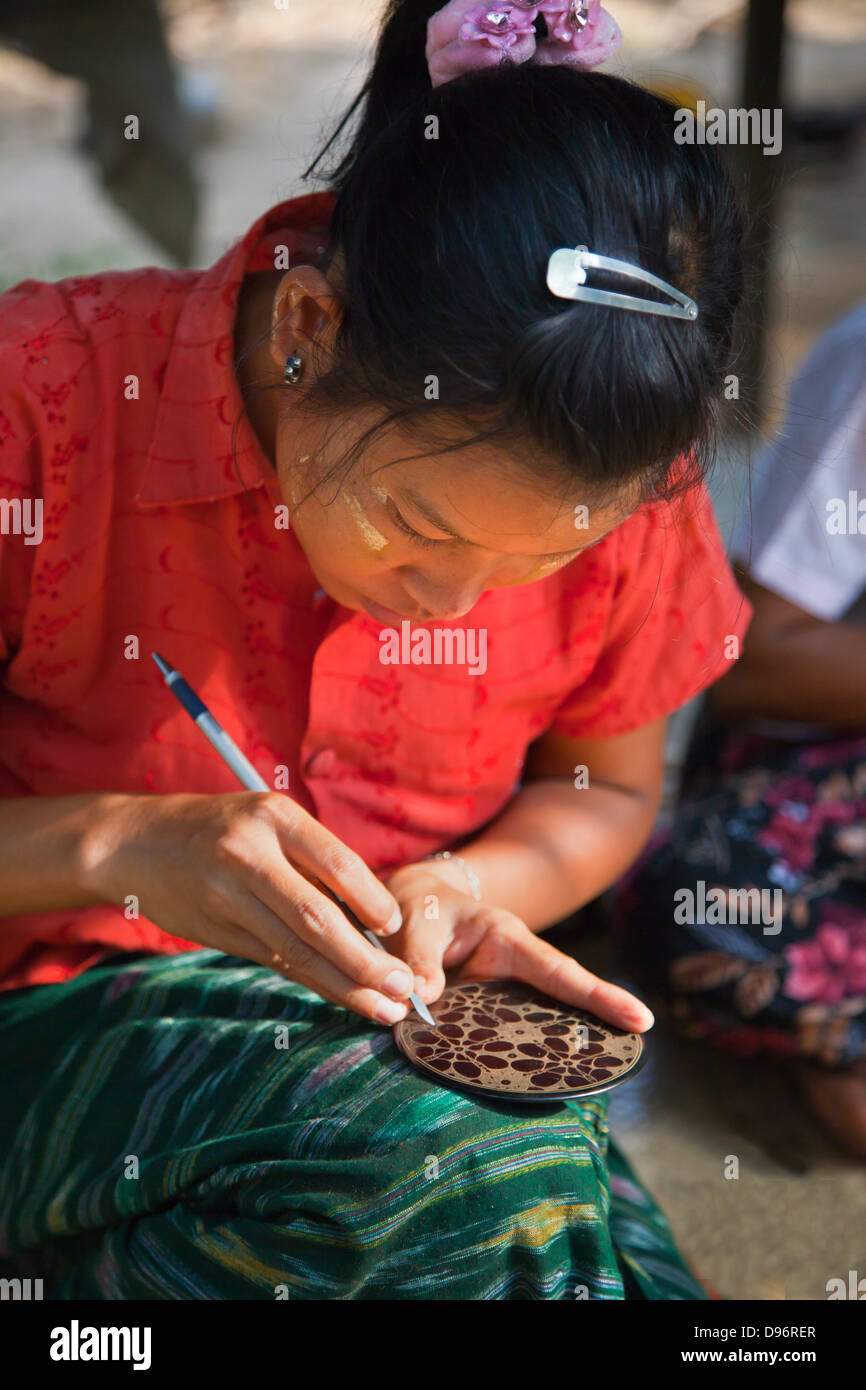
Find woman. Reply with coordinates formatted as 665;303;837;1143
0;0;748;1297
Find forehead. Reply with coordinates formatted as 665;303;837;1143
360;419;633;546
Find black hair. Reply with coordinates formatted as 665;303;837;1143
288;0;745;504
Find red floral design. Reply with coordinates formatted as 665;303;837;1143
784;904;866;1004
757;800;857;873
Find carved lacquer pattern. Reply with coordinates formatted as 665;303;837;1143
394;980;645;1100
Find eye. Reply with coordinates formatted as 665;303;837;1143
387;500;443;549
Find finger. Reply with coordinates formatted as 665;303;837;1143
196;917;299;973
300;956;412;1026
223;866;419;1004
267;799;402;935
208;913;409;1025
502;928;654;1032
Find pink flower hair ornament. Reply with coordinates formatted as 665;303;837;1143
424;0;701;324
426;0;621;88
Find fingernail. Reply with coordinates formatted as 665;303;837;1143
383;969;413;998
374;997;409;1025
628;1006;655;1030
379;908;403;936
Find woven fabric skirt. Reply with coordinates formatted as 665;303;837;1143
0;948;706;1300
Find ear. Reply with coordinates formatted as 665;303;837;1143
268;265;343;375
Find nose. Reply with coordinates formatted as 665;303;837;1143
423;602;479;622
402;573;484;622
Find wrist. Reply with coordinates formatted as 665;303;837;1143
77;792;147;903
386;854;482;901
428;850;482;900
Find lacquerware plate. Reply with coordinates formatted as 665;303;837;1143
393;979;647;1102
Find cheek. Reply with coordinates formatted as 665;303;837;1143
291;504;393;587
295;509;348;563
275;462;387;573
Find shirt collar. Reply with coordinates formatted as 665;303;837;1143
134;190;337;509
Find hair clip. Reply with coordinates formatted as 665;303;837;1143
546;245;699;320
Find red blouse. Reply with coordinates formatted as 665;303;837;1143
0;190;751;991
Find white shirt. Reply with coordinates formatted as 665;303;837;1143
731;297;866;626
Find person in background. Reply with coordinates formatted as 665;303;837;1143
0;0;199;263
621;298;866;1159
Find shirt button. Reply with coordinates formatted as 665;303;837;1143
304;748;337;777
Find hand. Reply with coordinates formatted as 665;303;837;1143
78;791;420;1025
383;863;655;1033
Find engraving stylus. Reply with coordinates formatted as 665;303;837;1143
151;650;435;1025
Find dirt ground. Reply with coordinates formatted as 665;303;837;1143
1;0;865;1300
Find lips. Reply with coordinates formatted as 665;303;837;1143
362;596;431;624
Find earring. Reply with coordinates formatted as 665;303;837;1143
284;354;303;384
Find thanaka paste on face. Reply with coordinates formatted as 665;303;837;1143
342;487;390;553
529;552;578;578
280;454;312;510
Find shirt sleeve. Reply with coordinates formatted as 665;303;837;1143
0;283;49;667
548;480;753;739
730;301;866;623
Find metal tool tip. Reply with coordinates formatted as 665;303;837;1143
411;994;436;1026
151;651;173;678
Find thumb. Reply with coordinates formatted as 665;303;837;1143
397;904;456;1004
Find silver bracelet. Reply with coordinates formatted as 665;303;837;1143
429;850;482;901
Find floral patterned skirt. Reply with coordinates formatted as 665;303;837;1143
616;724;866;1068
